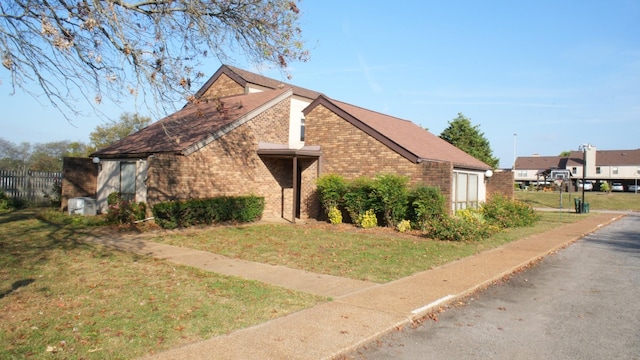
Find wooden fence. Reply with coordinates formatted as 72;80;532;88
0;170;62;206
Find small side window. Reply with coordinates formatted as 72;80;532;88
300;117;305;142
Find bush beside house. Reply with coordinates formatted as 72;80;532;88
152;195;265;229
316;174;539;241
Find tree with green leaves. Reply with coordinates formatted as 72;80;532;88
89;112;151;151
1;0;308;119
439;113;499;168
559;150;571;157
0;138;89;171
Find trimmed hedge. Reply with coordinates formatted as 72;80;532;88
152;195;265;229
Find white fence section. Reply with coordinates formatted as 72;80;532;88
0;170;62;206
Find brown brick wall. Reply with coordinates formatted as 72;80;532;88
200;74;245;100
61;157;98;211
487;170;515;200
146;97;309;220
305;104;454;211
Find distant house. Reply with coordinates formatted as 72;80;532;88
515;147;640;191
77;65;510;222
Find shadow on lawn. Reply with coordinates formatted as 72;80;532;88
0;279;35;299
0;209;149;272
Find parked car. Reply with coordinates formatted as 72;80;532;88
577;180;593;191
611;182;624;192
629;184;640;192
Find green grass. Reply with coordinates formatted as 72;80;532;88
515;190;640;211
150;211;587;283
0;210;324;359
0;206;595;358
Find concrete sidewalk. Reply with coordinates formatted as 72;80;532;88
87;212;623;360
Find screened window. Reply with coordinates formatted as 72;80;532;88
120;162;136;201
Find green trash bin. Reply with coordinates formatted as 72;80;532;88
574;198;582;213
582;202;589;213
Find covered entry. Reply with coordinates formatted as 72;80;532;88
257;143;321;223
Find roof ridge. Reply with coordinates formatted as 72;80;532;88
330;97;414;124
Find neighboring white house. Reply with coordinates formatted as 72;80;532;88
515;147;640;191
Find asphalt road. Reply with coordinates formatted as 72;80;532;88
348;213;640;360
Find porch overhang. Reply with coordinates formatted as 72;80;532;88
257;143;322;224
257;142;322;158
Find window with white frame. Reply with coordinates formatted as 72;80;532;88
300;117;305;142
613;167;618;175
572;167;577;175
596;167;601;174
453;172;479;210
517;170;527;177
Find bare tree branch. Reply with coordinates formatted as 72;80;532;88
0;0;308;120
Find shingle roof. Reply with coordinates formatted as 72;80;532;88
305;96;491;170
92;88;292;158
565;149;640;166
194;65;322;100
516;149;640;171
515;156;565;170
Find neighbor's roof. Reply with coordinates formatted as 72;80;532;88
92;88;292;158
194;65;322;100
515;156;566;170
566;149;640;166
304;95;491;170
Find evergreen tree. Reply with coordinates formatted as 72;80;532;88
440;113;499;168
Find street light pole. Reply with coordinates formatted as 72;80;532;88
579;144;592;212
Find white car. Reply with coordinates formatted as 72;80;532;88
629;184;640;192
611;182;624;192
577;180;593;191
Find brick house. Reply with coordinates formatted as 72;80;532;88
84;65;506;222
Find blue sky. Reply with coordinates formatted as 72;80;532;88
2;0;639;168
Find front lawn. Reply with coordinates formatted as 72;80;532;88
0;210;324;360
150;211;586;283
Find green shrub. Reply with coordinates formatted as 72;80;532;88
357;209;378;228
481;194;540;228
0;190;25;213
370;174;409;227
0;191;11;213
343;177;374;225
316;174;347;214
423;211;497;242
327;206;343;224
152;195;265;229
408;186;446;230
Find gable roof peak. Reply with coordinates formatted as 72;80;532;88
195;64;321;101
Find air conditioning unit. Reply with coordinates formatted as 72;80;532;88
68;197;97;216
